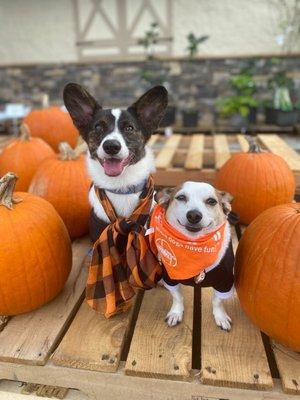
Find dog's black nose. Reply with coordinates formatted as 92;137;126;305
103;140;121;155
186;210;202;224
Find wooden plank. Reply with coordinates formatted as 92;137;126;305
148;135;159;147
214;134;231;169
52;294;138;372
272;341;300;395
125;286;193;381
0;362;296;400
154;167;216;187
201;288;273;390
237;134;249;152
184;134;204;170
0;237;91;366
155;135;182;169
258;134;300;171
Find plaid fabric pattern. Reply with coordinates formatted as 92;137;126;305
86;175;161;318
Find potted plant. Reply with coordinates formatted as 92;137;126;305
266;71;298;126
217;71;258;128
186;32;209;59
181;99;199;128
138;22;175;128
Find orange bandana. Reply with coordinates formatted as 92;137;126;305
149;205;226;280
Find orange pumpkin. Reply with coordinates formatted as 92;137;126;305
0;125;55;191
0;172;72;315
29;142;91;239
235;203;300;351
23;106;79;151
215;137;295;224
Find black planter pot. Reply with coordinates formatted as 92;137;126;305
160;106;177;127
229;114;249;128
248;107;257;124
182;109;199;128
265;108;298;126
265;107;277;124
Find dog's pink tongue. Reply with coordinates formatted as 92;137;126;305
103;158;124;176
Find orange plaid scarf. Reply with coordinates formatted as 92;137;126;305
86;175;161;318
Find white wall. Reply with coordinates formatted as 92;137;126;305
0;0;298;66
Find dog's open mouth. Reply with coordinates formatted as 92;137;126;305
100;155;133;177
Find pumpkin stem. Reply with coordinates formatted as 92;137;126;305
58;142;78;161
19;123;31;141
0;173;23;210
246;135;262;153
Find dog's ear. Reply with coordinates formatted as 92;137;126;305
128;86;168;140
154;187;173;208
63;83;100;139
216;190;233;216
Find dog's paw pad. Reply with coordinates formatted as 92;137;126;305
165;311;183;327
214;312;232;331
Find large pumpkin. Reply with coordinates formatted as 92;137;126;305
0;172;72;315
29;142;91;239
215;137;295;224
23;106;79;151
235;203;300;351
0;125;55;191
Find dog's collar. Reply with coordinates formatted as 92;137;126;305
101;179;147;195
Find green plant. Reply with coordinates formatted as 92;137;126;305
217;71;258;118
268;71;294;111
217;96;258;118
137;22;160;60
186;33;209;59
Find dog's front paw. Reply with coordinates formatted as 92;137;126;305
213;308;232;331
165;308;183;327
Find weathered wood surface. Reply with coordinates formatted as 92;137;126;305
184;134;204;169
155;135;182;169
201;288;273;390
52;295;138;372
272;341;300;395
0;237;91;365
125;286;193;381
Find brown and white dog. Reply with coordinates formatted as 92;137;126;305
152;182;234;330
63;83;168;241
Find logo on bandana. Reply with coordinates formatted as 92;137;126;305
155;238;177;267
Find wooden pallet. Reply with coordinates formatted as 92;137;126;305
0;228;299;400
149;134;300;194
1;133;300;193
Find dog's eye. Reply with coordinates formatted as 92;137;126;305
124;125;134;133
175;194;187;202
206;197;217;206
95;122;104;133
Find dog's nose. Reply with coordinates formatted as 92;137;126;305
186;210;202;224
103;140;121;155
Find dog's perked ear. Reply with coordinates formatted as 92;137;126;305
128;86;168;141
63;83;100;139
216;190;233;216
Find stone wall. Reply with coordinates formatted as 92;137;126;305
0;56;299;124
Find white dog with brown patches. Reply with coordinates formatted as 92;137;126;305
150;181;234;331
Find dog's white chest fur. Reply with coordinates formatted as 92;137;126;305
90;188;148;223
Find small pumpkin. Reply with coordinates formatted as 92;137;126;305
215;136;295;224
29;142;91;239
23;106;79;151
235;203;300;351
0;124;55;191
0;172;72;315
